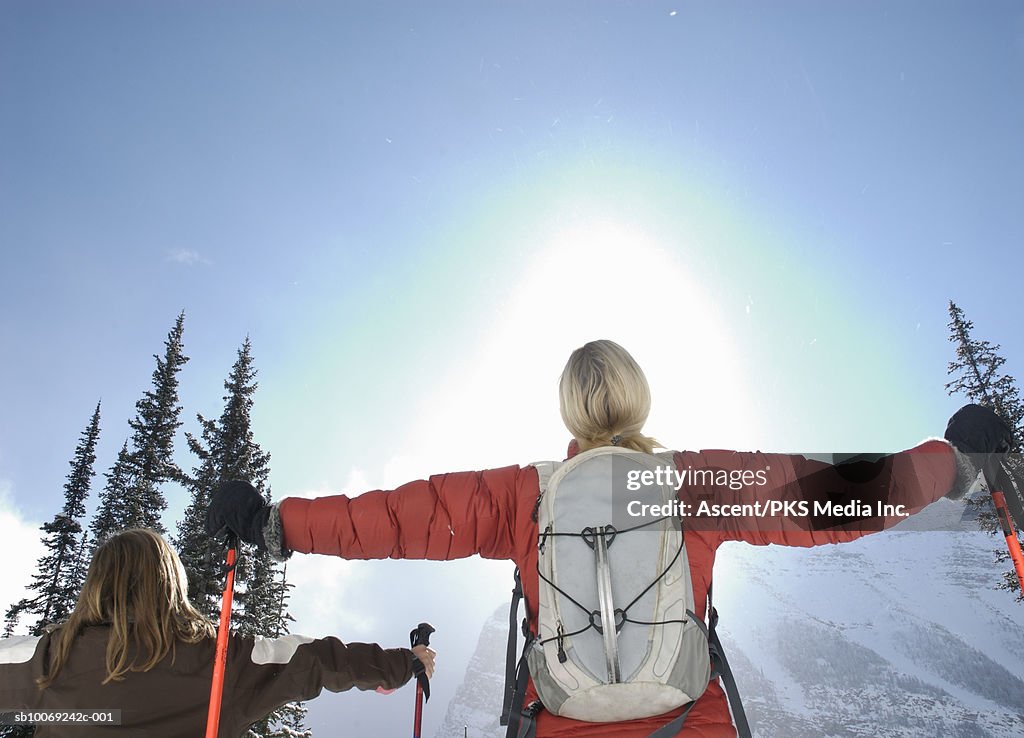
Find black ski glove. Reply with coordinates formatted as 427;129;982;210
943;404;1013;499
944;403;1013;454
206;480;272;550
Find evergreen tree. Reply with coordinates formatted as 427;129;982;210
91;312;188;542
4;403;101;636
946;300;1024;597
259;701;311;738
244;563;310;738
176;338;272;615
89;441;134;543
67;530;90;603
175;414;224;615
265;563;309;738
174;338;308;736
947;302;1024;440
0;722;34;737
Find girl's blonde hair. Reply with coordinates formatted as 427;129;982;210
39;528;215;688
559;339;660;454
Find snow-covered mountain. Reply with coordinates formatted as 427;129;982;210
434;500;1024;737
432;604;512;738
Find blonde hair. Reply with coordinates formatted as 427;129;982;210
559;340;660;454
39;528;215;688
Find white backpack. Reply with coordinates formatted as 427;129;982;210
503;446;712;733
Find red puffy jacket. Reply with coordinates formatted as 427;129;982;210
278;440;956;738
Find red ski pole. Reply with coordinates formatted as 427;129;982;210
988;462;1024;590
955;399;1024;591
410;622;435;738
205;535;238;738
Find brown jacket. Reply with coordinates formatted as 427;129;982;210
0;624;415;737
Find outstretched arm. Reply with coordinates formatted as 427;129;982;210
675;439;961;547
277;465;532;561
207;465;536;562
677;403;1011;548
228;633;423;727
0;635;46;710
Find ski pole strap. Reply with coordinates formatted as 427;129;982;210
643;700;697;738
504;648;539;738
708;607;752;738
501;568;524;725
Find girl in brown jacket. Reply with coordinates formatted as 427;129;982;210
0;528;434;737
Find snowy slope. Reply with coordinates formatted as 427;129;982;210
714;532;1024;736
437;501;1024;737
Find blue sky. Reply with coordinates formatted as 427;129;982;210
1;2;1022;735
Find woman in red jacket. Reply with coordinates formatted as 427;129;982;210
209;340;1008;738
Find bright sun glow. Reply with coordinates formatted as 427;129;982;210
389;217;763;478
283;217;765;648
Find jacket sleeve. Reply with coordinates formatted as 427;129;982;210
0;635;46;710
674;439;958;547
228;633;415;726
277;464;533;561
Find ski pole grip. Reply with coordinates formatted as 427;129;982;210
411;622;435;649
410;622;435;705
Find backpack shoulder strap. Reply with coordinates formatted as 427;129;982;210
501;460;559;728
501;567;525;726
706;582;752;738
530;460;557;522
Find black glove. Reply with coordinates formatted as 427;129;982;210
943;404;1013;500
206;480;272;550
944;403;1012;454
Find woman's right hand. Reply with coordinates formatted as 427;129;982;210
412;644;436;680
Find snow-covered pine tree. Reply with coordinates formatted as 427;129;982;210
175;338;308;736
90;312;188;542
260;700;311;738
3;403;101;637
0;720;34;736
946;300;1024;597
